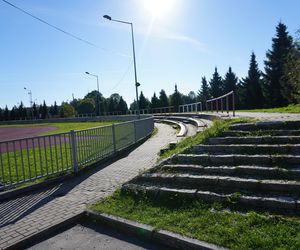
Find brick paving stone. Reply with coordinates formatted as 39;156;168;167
0;123;177;249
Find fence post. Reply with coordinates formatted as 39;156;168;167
112;124;117;153
70;130;78;173
232;92;236;117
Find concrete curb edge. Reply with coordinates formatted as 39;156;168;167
85;209;227;250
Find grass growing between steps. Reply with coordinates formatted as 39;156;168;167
91;190;300;250
159;117;255;160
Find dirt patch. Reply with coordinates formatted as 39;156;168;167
0;126;57;142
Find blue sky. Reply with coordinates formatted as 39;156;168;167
0;0;299;109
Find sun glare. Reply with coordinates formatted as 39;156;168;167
143;0;174;18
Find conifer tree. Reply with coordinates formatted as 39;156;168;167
170;84;183;112
150;92;160;109
4;106;9;120
240;52;264;109
209;67;223;97
263;22;293;107
41;101;48;119
158;89;169;107
197;77;210;102
117;96;128;114
32;102;38;118
223;67;238;94
139;91;150;110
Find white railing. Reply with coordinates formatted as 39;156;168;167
179;102;203;113
206;91;235;116
0;117;154;190
127;91;235;116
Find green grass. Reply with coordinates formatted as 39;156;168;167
238;104;300;113
0;121;117;136
91;190;300;250
159;117;255;160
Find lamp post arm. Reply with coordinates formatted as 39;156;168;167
110;18;132;25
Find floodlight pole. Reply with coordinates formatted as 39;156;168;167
103;15;140;118
85;72;101;116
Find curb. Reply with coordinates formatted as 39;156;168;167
85;209;227;250
4;212;85;250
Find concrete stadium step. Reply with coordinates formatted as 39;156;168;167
122;183;300;213
222;130;300;137
209;136;300;145
193;144;300;155
161;164;300;181
172;154;300;165
229;121;300;131
135;173;300;196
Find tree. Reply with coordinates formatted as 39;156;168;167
77;98;95;114
10;106;17;120
198;77;211;102
239;52;265;109
17;102;27;119
150;92;160;110
41;101;48;119
158;89;169;107
32;102;38;119
170;84;183;112
85;90;104;115
209;67;223;97
263;22;294;107
53;101;59;116
139;91;150;110
223;67;238;94
60;102;75;117
116;96;128;114
130;100;138;111
0;108;2;121
284;29;300;103
4;106;9;120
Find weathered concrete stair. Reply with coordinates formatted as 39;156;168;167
123;120;300;214
209;136;300;144
123;183;300;212
160;164;300;181
173;154;300;165
223;130;300;137
193;144;300;155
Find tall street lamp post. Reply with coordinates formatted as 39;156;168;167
24;87;33;118
85;72;101;116
103;15;140;118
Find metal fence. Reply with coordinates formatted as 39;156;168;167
0;117;154;190
206;91;235;116
128;91;235;116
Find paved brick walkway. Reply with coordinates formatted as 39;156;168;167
0;123;177;249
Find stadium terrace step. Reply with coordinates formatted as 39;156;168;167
208;136;300;145
172;154;300;165
160;164;300;181
193;144;300;155
122;183;300;213
135;173;300;196
229;121;300;131
222;130;300;137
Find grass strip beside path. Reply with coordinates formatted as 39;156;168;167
238;104;300;113
91;190;300;250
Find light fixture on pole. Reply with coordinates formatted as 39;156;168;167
103;15;140;118
85;72;101;116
